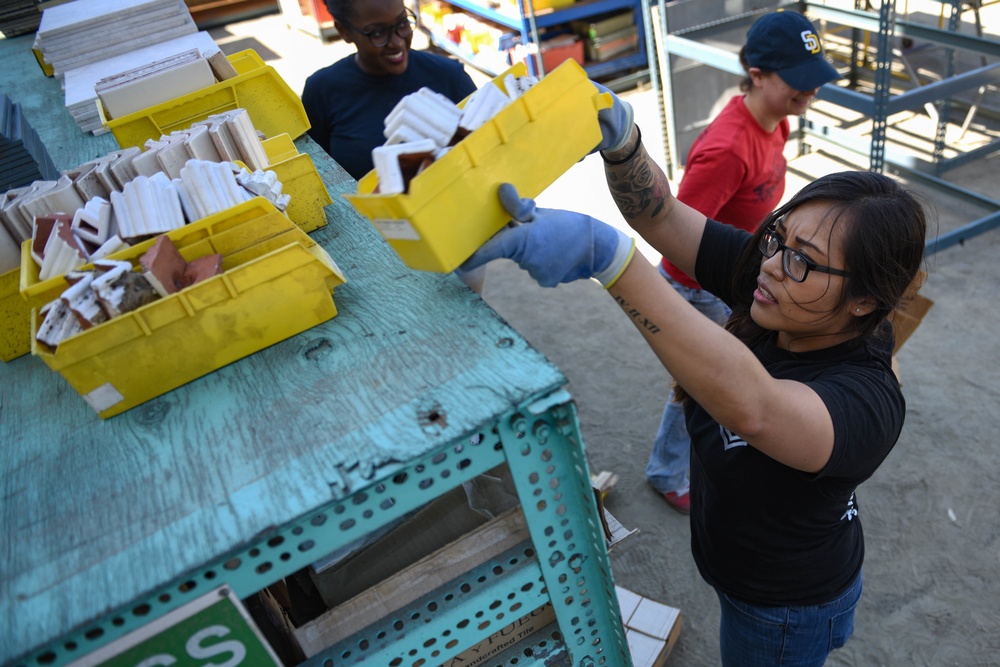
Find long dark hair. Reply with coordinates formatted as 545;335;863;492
738;46;763;93
675;170;927;403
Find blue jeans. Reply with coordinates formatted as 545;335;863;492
645;269;731;494
716;570;863;667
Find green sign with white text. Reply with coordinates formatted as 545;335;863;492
69;588;281;667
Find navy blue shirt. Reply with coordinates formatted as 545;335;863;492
301;50;477;180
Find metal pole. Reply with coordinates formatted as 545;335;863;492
870;0;897;173
654;0;677;178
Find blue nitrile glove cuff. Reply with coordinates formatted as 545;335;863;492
460;184;636;288
593;82;634;155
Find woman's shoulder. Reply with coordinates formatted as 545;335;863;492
407;50;477;96
409;49;463;69
691;97;755;153
408;50;474;80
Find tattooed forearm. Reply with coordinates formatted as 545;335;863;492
612;294;662;335
605;147;670;222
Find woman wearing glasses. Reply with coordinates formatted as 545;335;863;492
461;96;927;663
302;0;477;182
647;10;841;516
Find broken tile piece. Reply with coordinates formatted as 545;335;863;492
36;298;83;348
71;197;114;245
139;234;187;297
38;217;88;281
89;235;129;262
31;213;69;266
139;234;222;296
91;260;158;318
372;139;437;195
459;82;512;133
61;271;107;329
181;253;223;288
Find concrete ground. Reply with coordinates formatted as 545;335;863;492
213;4;1000;665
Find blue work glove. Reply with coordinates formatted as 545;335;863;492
461;183;636;288
592;82;634;155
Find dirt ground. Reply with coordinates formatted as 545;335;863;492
216;8;1000;664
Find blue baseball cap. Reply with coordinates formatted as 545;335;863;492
744;11;841;91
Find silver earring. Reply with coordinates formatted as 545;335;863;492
855;308;861;313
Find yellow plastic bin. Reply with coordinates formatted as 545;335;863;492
20;197;282;312
263;133;333;233
343;60;611;273
98;50;310;150
30;206;346;419
1;267;31;362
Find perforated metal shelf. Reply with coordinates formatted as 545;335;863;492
14;394;631;667
302;543;548;666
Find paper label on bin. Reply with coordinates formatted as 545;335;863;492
373;218;421;241
83;383;125;413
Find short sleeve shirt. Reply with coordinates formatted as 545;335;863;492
662;95;790;288
687;220;905;606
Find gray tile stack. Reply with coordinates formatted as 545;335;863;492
0;0;41;37
1;92;59;192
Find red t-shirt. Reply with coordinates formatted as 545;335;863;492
661;95;790;288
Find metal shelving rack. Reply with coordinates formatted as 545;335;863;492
298;394;632;667
647;0;1000;255
416;0;648;79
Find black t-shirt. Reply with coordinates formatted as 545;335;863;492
688;220;904;606
301;50;477;180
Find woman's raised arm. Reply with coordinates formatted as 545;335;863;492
601;125;708;280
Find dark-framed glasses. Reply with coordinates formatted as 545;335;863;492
344;9;416;48
758;224;851;283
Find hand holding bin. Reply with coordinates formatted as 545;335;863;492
343;60;613;274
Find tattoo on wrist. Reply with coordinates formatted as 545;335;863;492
606;150;670;222
601;125;642;165
612;295;662;334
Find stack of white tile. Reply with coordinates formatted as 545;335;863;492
33;0;196;78
372;74;538;195
63;31;219;134
616;586;682;667
109;172;185;240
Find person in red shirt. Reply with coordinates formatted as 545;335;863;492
648;10;841;513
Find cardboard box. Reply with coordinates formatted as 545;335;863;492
444;603;556;667
296;480;637;658
890;287;933;354
296;501;531;656
540;35;584;72
585;25;639;63
305;482;504;610
572;10;635;40
888;271;933;383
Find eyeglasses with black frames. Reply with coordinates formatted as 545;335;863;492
758;222;852;283
343;9;416;48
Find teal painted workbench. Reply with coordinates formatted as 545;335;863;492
0;32;631;667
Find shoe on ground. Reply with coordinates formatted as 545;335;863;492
661;488;690;514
